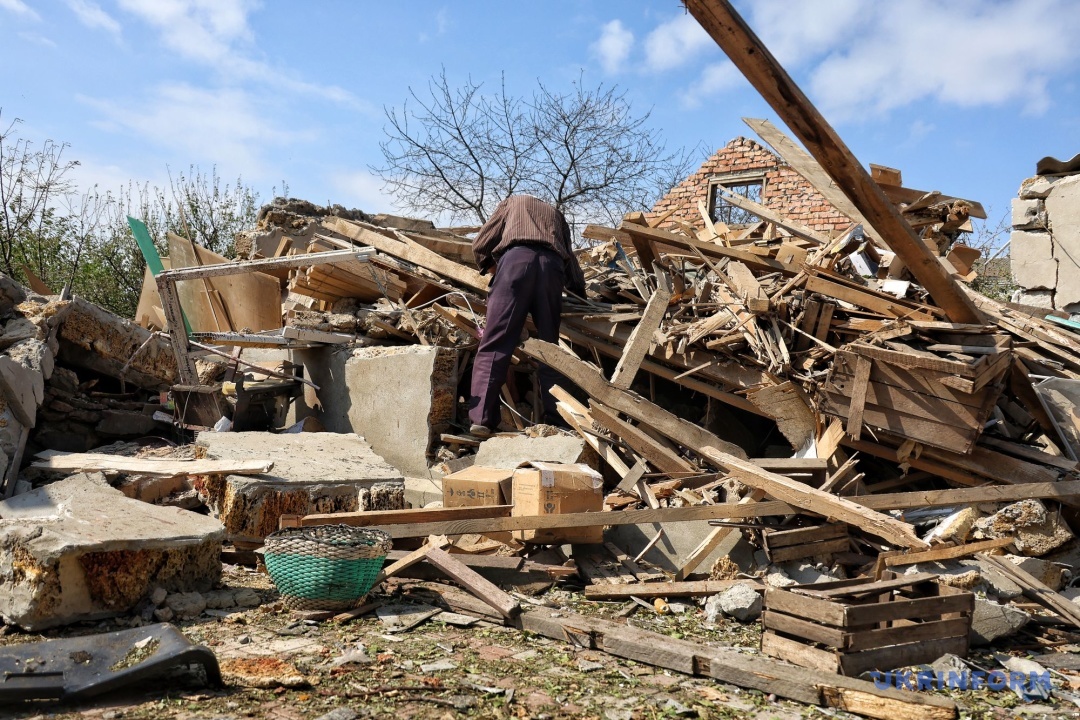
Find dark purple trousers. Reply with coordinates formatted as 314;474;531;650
468;245;565;428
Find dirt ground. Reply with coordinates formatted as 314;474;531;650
0;563;1074;720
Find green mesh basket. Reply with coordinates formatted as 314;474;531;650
263;525;393;611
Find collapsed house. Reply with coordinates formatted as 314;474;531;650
2;2;1080;717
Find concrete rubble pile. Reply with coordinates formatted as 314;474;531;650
4;3;1080;718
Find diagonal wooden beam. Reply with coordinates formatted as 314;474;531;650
684;0;982;324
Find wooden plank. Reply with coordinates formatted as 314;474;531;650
525;339;751;459
588;402;697;475
297;480;1080;534
424;546;521;619
884;538;1014;567
765;587;847;627
162;248;374;281
520;609;958;719
610;286;671;388
154;273;199;384
695;446;928;550
374;535;449;584
768;538;849;563
978;553;1080;629
746;382;816;450
845;355;872;441
726;260;771;312
32;451;272;478
844;590;974;627
322;217;489;293
828;373;985;428
805;275;937;322
290;504;512;529
760;630;838;674
621;222;799;277
840;635;969;677
715;188;830;245
848;342;983;379
583;579;762;599
684;0;982;324
835;350;988;407
843;617;970;653
799;573;939;599
762;610;846;648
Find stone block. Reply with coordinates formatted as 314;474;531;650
1010;230;1057;290
196;432;404;542
473;434;596;470
313;345;458;479
716;582;762;621
1020;176;1055;199
973;499;1073;556
1012;198;1045;230
1048;176;1080;306
0;473;224;630
970;597;1029;645
1016;290;1056;310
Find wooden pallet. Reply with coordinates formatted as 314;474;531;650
821;335;1011;454
761;572;973;676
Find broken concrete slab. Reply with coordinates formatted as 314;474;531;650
0;473;223;630
1020;176;1056;200
970;596;1030;646
1011;230;1057;291
1049;176;1080;307
973;499;1073;557
196;432;404;541
309;345;458;479
473;433;597;470
1012;198;1045;230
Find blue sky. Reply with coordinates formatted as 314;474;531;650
2;0;1079;229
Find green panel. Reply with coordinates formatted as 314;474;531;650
127;216;164;275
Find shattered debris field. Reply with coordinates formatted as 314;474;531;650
6;2;1080;719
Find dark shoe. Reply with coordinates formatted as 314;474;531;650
469;424;492;439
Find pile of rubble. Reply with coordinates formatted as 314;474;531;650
4;2;1080;717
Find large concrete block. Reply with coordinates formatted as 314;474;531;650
606;522;754;575
196;432;404;542
0;473;224;630
1010;230;1057;290
325;346;459;478
1012;198;1045;230
474;434;597;470
1047;176;1080;307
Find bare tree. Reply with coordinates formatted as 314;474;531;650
375;72;692;231
0;111;80;279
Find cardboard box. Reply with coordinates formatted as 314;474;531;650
511;462;604;544
442;466;514;508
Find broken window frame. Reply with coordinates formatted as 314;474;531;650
706;171;767;226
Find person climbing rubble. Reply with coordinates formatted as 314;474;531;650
467;194;586;437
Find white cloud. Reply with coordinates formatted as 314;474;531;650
331;170;393;214
19;31;56;47
807;0;1080;120
591;20;633;74
114;0;362;107
80;83;309;181
66;0;122;38
680;61;741;109
643;13;712;73
746;0;863;68
0;0;39;20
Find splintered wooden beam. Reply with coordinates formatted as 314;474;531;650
518;609;956;720
685;0;982;324
523;338;926;549
322;216;489;293
588;402;697;475
584;579;762;599
698;446;928;550
610;286;672;388
523;339;748;460
425;546;521;619
715;188;830;245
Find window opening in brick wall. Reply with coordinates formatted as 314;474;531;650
708;173;766;226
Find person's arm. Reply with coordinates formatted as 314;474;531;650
559;213;587;297
471;201;508;275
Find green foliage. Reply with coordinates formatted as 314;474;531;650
0;110;264;318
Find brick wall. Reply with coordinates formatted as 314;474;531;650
646;137;852;236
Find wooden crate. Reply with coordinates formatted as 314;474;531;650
820;335;1012;454
762;523;849;564
761;572;973;676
